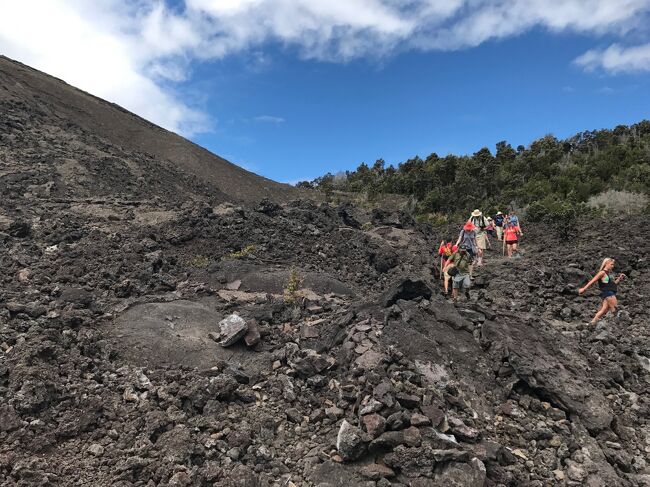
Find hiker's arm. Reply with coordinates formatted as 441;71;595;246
615;273;627;284
579;271;604;294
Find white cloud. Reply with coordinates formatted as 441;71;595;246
0;0;207;135
1;0;649;135
574;43;650;73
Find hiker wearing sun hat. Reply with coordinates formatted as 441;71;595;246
493;211;505;240
469;209;489;267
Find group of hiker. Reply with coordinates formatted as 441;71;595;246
438;209;523;301
437;209;626;325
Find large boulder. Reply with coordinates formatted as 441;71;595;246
218;314;248;347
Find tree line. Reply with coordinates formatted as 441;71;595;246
298;121;650;226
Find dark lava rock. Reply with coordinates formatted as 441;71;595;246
380;278;433;307
60;287;93;307
8;220;31;238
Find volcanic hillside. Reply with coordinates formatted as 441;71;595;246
0;55;299;205
1;58;650;487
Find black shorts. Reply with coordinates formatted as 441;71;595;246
505;240;518;245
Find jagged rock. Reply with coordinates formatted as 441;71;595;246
396;392;421;409
432;458;486;487
373;381;395;407
336;420;368;461
292;351;330;378
355;349;386;370
88;444;104;457
410;413;431;426
360;463;395;480
0;404;21;432
362;413;386;439
379;278;433;307
8;220;31;238
448;417;480;443
218;314;248;347
244;319;261;347
60;287;93;307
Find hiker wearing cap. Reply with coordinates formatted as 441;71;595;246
469;209;489;267
493;211;505;240
579;257;627;325
443;246;472;302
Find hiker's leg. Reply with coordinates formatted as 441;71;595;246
591;300;609;324
444;274;450;294
606;296;618;315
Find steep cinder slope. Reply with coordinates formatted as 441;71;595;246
0;55;299;204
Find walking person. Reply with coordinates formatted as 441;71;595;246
438;241;458;296
579;258;626;325
494;211;505;241
443;246;472;302
456;221;478;277
503;219;522;258
469;209;489;266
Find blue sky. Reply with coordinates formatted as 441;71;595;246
192;30;650;183
2;1;650;183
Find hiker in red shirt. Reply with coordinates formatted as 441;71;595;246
438;241;458;295
503;220;522;257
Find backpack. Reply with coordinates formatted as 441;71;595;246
471;216;487;232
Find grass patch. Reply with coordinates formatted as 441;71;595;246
227;245;256;259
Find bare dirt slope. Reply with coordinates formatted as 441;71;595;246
0;55;299;204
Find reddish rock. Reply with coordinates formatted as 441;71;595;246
362;413;386;439
244;319;261;347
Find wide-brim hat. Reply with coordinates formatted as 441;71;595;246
471;209;482;217
496;211;503;215
463;222;476;231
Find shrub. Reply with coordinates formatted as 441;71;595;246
284;268;303;304
525;201;546;223
587;190;648;215
525;199;582;241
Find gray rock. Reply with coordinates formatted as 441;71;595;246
432;457;486;486
336;420;368;461
0;404;21;432
244;319;261;347
218;314;248;347
88;444;104;456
